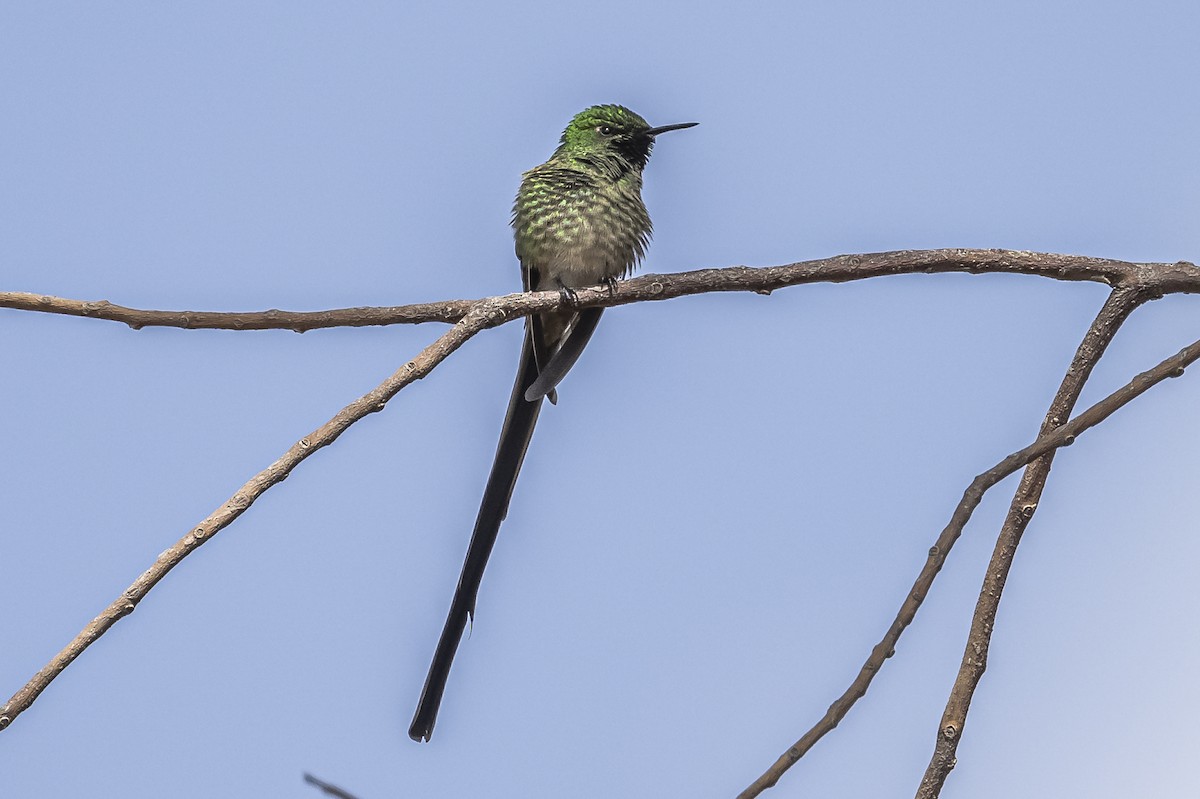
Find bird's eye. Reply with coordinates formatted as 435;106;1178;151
597;125;614;135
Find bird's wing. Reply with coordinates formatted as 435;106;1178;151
524;307;604;402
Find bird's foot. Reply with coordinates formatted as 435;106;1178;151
557;283;581;309
603;276;619;296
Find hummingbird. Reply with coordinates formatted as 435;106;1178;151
409;105;697;742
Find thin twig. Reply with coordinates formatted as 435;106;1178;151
3;250;1198;331
0;293;475;331
913;307;1156;791
738;287;1149;798
303;773;362;799
0;299;505;731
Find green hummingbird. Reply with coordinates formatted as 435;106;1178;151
409;105;697;742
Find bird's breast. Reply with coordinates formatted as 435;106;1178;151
514;170;651;289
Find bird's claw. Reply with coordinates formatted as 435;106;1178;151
558;283;581;309
603;276;619;296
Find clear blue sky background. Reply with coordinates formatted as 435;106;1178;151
3;2;1198;797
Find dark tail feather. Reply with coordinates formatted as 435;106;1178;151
523;308;603;402
409;330;544;742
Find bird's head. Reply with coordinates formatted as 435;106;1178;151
555;104;697;171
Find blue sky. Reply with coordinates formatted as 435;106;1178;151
3;2;1198;797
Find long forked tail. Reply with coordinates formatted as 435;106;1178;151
408;332;544;742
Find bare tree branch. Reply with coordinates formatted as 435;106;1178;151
0;291;475;331
3;249;1198;331
739;286;1149;798
3;249;1198;774
0;299;503;731
913;296;1161;793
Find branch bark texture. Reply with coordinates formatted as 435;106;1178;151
0;300;501;730
741;291;1199;797
913;286;1148;796
3;249;1198;332
2;250;1198;799
736;286;1145;797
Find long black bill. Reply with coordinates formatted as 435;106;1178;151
645;121;699;137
